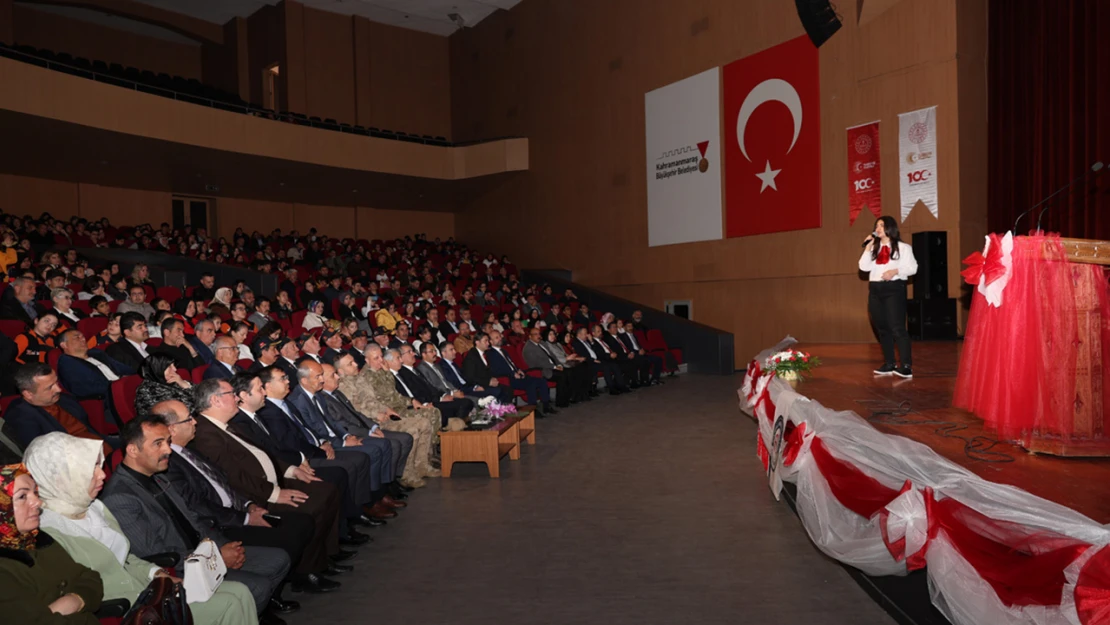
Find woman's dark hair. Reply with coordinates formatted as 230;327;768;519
257;321;283;339
81;276;103;293
871;216;903;261
140;353;178;383
172;298;195;317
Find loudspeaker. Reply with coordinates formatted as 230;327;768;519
907;298;958;341
911;231;948;299
794;0;842;48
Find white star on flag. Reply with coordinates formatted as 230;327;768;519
755;160;781;193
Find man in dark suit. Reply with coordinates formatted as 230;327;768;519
100;413;292;619
573;326;627;395
0;276;42;326
256;366;397;523
593;324;642;388
384;348;463;431
615;321;665;384
322;355;412;501
187;319;218;365
56;328;134;399
204;335;242;380
151;317;204;370
158;398;339;601
433;342;512;403
187;379;352;592
287;360;401;516
487;330;555;415
461;333;507;398
347;331;369;370
395;345;473;423
603;322;656;386
192;272;218;303
318;328;347;366
522;327;571;408
5;362;118;451
104;311;150;371
438;308;461;340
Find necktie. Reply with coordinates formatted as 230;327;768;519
499;349;517;371
537;343;556;365
178;447;246;510
284;401;319;445
393;372;414;397
248;412;272;436
314;395;339;437
612;336;628;353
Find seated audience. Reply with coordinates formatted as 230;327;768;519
0;463;105;625
51;288;84;328
188;319;218;364
488;330;556;416
116;284;154;319
56;328;133;400
204;336;244;380
100;413;291;621
23;432;259;625
14;311;58;364
302;300;327;332
151;316;204;369
0;276;42;325
6;363;116;453
134;353;195;415
104;311;150;371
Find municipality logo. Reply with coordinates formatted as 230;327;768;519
655;141;710;180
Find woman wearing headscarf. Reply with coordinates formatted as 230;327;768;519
24;434;257;625
207;287;233;319
0;462;103;624
301;300;327;332
134;353;195;416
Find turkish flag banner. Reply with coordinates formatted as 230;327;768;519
724;36;821;238
847;121;882;225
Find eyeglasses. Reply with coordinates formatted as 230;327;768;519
217;346;238;351
171;416;196;425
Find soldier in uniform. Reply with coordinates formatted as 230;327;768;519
337;344;439;486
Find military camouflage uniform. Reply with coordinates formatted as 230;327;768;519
371;366;444;436
338;369;439;479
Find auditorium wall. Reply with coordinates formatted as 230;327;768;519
449;0;989;368
9;3;203;80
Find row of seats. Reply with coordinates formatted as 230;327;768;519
0;42;453;147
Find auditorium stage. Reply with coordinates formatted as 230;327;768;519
786;341;1110;524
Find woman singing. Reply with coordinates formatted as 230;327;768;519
859;216;918;378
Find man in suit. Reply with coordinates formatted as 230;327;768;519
397;345;473;424
249;297;274;331
438;308;460;340
204;335;242;379
0;276;43;326
603;321;657;386
321;356;412;500
56;328;134;399
522;327;571;408
104;311;150;371
158;399;337;605
187;379;352;590
388;323;412;350
288;360;400;516
488;330;555;416
593;324;643;388
249;336;284;373
187;319;218;365
276;338;302;381
6;362;118;452
384;348;464;432
616;320;665;384
433;342;513;404
319;328;347;366
258;366;397;523
152;317;204;370
100;413;292;621
573;326;627;395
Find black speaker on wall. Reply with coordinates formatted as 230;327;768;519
910;231;948;299
795;0;842;48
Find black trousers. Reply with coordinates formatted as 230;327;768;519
548;368;570;406
868;281;912;366
223;510;315;575
566;364;592;401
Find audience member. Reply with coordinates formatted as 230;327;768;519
116;284;155;319
14;311;58;364
134;353;195;415
104;311;150;371
6;363;116;453
151;316;204;369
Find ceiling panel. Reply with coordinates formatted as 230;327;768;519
130;0;521;35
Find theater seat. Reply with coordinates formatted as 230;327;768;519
79;317;108;338
156;286;182;304
0;320;25;340
191;365;210;384
110;375;143;425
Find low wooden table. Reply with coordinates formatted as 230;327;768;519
440;408;536;478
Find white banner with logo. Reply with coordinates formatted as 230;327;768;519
898;106;938;221
645;67;723;247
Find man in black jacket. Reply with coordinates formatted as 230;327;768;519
104;311;150;371
0;276;42;326
151;317;204;370
158;399;343;596
395;345;472;425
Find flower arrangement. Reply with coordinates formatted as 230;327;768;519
477;396;516;419
764;349;821;382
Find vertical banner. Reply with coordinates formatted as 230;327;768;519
846;121;881;225
724;35;822;238
898;106;938;221
644;67;723;247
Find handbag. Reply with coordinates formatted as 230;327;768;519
121;576;193;625
181;538;226;604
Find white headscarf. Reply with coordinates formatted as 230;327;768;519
26;433;133;565
211;287;233;308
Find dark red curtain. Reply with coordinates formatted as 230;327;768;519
989;0;1110;239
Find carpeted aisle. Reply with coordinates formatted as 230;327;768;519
292;374;894;625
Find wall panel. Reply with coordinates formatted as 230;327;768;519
301;6;356;123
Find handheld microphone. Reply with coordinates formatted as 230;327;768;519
1012;161;1104;234
861;232;878;249
1035;161;1105;231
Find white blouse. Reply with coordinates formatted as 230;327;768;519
858;241;918;282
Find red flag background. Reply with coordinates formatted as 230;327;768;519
724;36;821;238
847;121;882;225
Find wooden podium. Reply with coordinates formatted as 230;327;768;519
1028;237;1110;456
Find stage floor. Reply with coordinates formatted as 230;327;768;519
792;341;1110;524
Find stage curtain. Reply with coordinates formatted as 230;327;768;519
988;0;1110;238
